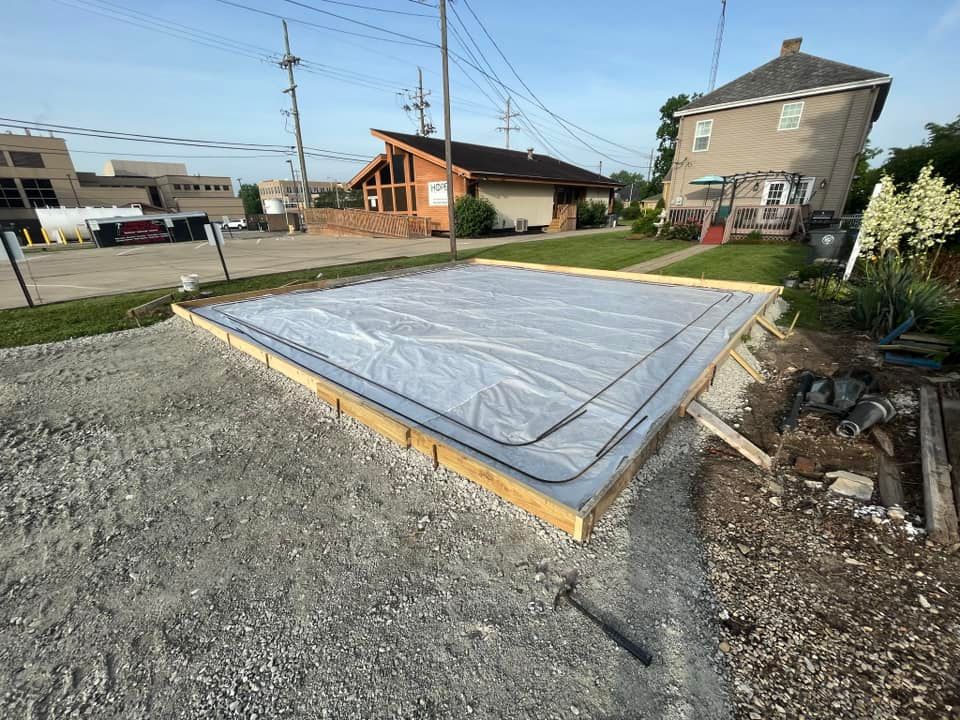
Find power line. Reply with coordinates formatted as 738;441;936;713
212;0;435;48
0;118;370;160
289;0;435;17
456;0;643;168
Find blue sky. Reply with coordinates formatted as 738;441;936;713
5;0;959;185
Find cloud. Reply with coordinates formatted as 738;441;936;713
931;0;960;35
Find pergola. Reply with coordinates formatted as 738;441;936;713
690;170;803;219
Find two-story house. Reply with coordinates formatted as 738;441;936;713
663;37;891;243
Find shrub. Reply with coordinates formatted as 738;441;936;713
658;221;700;241
576;200;607;228
935;304;960;348
620;201;642;221
453;194;496;237
631;208;660;236
850;253;952;336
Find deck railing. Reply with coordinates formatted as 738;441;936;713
728;204;802;236
667;207;708;226
304;208;433;238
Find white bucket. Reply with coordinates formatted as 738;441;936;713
180;274;200;292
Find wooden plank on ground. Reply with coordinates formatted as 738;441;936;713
938;384;960;522
686;400;773;469
876;450;904;508
919;385;960;544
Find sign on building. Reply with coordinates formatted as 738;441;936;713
428;180;448;207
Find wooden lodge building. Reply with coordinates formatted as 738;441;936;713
346;130;621;233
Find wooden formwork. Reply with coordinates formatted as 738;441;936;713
172;258;782;542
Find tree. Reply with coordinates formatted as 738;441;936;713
239;183;262;215
844;140;882;214
609;170;648;202
883;116;960;189
313;187;363;209
652;93;700;189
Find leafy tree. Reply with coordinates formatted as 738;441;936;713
313;187;363;208
883;116;960;189
652;93;700;189
844;140;883;214
454;194;496;237
609;170;647;203
239;183;262;215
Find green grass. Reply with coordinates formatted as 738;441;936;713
473;231;689;270
656;243;825;330
0;231;691;348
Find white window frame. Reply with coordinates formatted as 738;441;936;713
778;101;804;131
788;176;816;204
762;180;787;205
692;119;713;152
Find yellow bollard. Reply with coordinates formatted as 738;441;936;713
23;228;33;246
58;228;68;245
75;226;84;244
40;228;52;245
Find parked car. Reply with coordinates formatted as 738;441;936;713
222;218;247;230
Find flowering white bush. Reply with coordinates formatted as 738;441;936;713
858;163;960;267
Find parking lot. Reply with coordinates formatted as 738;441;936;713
0;229;554;309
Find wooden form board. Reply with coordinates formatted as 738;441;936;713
173;259;781;542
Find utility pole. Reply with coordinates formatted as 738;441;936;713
438;0;456;260
647;148;655;185
496;97;520;149
415;68;434;136
598;160;603;177
280;20;311;225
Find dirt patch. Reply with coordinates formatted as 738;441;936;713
0;319;732;719
697;328;960;719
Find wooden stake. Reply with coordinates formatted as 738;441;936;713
730;349;764;384
786;311;800;337
686;400;772;469
756;315;786;340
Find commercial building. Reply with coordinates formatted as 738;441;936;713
0;130;243;240
257;178;341;211
347;130;620;233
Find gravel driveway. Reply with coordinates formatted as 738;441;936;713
0;319;736;719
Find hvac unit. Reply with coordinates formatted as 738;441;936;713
515;218;528;232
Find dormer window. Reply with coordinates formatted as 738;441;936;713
692;119;713;152
778;102;804;130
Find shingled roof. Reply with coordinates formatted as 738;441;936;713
368;129;620;186
678;51;890;119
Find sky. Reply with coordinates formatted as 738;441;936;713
4;0;959;188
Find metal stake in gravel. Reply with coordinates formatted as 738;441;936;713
1;231;33;308
554;580;653;666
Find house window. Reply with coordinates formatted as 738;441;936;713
763;181;786;205
0;178;24;208
788;177;815;204
692;120;713;152
22;178;59;208
0;152;7;166
391;154;406;184
9;151;44;168
193;184;200;190
382;188;394;211
379;164;391;185
394;187;407;212
778;102;804;131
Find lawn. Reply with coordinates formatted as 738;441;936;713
473;231;689;270
656;243;824;330
0;231;687;348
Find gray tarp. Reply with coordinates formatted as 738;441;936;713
195;264;771;510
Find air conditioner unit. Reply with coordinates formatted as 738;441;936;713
515;217;528;232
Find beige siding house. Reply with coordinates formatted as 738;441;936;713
664;38;891;243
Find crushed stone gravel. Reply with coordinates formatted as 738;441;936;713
0;317;753;719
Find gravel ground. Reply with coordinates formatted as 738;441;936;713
0;318;750;719
696;327;960;719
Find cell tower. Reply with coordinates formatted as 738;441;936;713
708;0;727;92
